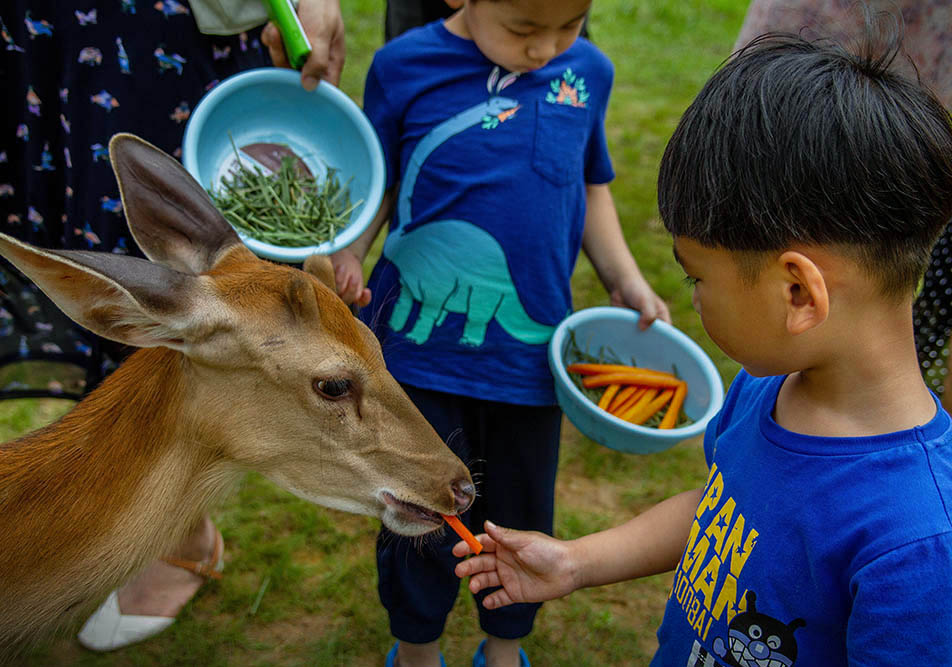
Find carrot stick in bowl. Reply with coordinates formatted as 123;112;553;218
659;382;688;429
442;514;483;555
629;388;675;425
566;363;679;381
582;371;683;389
598;384;621;410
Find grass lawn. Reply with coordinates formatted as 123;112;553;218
7;0;748;664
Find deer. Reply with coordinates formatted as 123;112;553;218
0;133;475;652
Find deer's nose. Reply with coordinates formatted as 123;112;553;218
452;478;476;513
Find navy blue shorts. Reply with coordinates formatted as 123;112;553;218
377;383;562;642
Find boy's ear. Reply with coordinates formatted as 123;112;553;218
777;251;829;335
444;0;463;8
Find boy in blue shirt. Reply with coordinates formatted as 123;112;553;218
331;0;669;665
453;30;952;665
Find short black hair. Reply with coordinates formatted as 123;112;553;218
658;23;952;296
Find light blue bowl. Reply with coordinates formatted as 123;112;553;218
182;67;385;263
549;307;725;454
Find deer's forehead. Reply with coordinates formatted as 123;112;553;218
213;268;375;358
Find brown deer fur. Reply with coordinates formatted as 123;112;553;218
0;135;473;652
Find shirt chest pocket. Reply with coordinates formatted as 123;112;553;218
531;99;590;186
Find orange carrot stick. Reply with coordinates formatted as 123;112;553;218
442;514;483;555
619;388;658;421
659;382;688;429
607;385;637;412
598;384;621;411
611;387;646;416
629;388;675;425
567;363;679;380
582;372;683;389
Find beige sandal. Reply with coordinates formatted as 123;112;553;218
77;530;224;651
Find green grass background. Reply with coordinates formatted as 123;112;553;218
5;1;748;664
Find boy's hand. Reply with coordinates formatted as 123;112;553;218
611;275;671;330
262;0;346;88
452;521;578;609
330;249;371;306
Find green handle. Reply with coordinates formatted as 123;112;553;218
261;0;312;71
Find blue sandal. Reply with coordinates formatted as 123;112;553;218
472;639;531;667
386;642;447;667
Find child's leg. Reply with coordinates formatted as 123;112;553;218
376;384;476;665
472;400;562;665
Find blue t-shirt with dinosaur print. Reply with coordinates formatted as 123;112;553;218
653;371;952;666
361;21;615;406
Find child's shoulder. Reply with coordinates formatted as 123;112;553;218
371;20;473;72
569;37;614;71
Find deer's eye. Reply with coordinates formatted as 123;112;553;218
313;378;352;399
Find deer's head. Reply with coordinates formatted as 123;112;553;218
0;134;474;536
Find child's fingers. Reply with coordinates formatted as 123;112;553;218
357;287;372;308
481;588;516;610
451;533;495;560
466;570;501;595
453;549;497;577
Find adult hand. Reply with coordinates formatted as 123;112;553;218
610;274;671;330
262;0;345;89
452;521;578;610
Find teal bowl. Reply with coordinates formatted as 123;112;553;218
549;307;725;454
182;67;385;263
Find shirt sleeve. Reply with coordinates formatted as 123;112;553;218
847;532;952;664
363;56;401;190
583;52;615;185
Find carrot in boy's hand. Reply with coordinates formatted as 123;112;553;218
442;514;483;555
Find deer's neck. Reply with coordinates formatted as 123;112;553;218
0;347;241;639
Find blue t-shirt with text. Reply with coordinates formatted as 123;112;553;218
653;371;952;666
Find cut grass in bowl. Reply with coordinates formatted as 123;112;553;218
182;67;385;263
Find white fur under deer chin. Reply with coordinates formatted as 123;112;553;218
266;475;442;536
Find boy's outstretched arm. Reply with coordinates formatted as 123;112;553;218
454;488;702;609
582;183;671;329
330;186;395;306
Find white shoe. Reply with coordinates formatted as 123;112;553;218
77;529;224;651
77;590;175;651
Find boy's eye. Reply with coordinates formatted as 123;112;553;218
682;275;699;287
508;28;532;37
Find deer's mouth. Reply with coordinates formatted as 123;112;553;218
380;491;443;530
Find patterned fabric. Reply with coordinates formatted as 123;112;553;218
734;0;952;395
0;1;268;399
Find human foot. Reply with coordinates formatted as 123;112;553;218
117;515;221;617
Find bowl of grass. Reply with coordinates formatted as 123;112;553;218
183;67;385;263
549;307;725;454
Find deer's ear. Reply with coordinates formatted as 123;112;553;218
302;254;336;291
109;133;244;275
0;233;213;351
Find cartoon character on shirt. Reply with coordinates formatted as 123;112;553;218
712;591;805;667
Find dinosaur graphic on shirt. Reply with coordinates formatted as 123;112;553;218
383;66;555;347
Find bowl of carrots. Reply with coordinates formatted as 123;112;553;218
549;307;724;454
